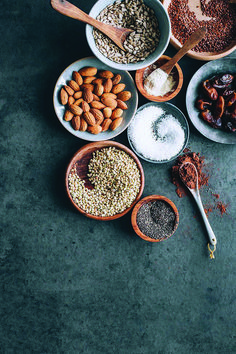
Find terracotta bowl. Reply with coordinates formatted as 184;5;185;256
135;55;183;102
131;195;179;242
65;141;145;220
162;0;236;61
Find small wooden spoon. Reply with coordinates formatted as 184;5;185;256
179;162;217;258
51;0;133;51
159;26;207;75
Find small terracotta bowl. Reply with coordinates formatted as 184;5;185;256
131;195;179;242
65;141;145;221
135;55;183;102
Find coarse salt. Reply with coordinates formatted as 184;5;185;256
128;106;185;161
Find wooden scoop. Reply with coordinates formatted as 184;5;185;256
51;0;133;51
159;26;207;75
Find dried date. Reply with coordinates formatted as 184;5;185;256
202;80;218;100
196;73;236;132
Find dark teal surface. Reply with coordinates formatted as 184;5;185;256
0;1;235;353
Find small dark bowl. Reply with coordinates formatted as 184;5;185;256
131;195;179;242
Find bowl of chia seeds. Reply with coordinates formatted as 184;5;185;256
131;195;179;242
86;0;171;71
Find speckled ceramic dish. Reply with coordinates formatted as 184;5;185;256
127;102;189;163
53;56;138;142
85;0;170;71
186;58;236;144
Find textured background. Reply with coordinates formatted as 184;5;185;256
0;1;235;353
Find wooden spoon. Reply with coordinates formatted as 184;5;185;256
51;0;133;51
159;26;207;75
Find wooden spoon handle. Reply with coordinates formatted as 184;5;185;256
50;0;129;50
160;26;207;74
51;0;108;33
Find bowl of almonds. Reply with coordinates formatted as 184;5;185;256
53;56;138;141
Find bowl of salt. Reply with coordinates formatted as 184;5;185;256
127;102;189;163
135;55;183;102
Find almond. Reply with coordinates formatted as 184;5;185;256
74;98;83;106
83;76;97;84
90;101;106;109
117;91;131;101
101;93;117;100
110;117;123;131
103;107;112;118
71;116;80;130
68;80;80;91
93;94;100;102
72;71;83;86
81;101;90;113
90;108;104;125
101;119;112;132
83;88;94;103
64;85;74;96
112;74;122;85
64;110;74;122
101;97;117;110
99;70;114;79
94;83;104;97
116;99;128;110
103;79;113;93
87;125;102;134
112;83;126;94
111;108;123;120
79;118;88;132
81;83;94;92
79;67;97;76
92;78;103;85
73;91;83;99
68;96;75;106
60;88;68;105
69;104;83;116
83;112;96;126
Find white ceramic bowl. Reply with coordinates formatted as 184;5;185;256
86;0;171;71
127;102;189;163
53;56;138;142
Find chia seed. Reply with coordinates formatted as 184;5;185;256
136;200;176;240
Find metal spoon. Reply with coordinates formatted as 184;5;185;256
179;162;217;256
51;0;133;51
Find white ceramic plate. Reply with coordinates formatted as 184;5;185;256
53;56;138;141
186;58;236;144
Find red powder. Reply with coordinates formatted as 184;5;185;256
172;152;209;198
216;202;228;216
172;151;229;217
204;207;213;218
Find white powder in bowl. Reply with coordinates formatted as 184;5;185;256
128;106;185;161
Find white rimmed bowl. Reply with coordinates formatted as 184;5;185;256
53;56;138;141
85;0;171;71
127;102;189;163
